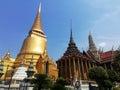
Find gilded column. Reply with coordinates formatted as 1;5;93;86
83;60;87;80
81;59;85;80
73;57;76;80
73;58;76;72
85;61;88;73
65;59;67;77
77;58;81;79
69;58;72;78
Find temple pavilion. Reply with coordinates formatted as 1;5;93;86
56;28;115;81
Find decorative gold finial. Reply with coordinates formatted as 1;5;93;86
39;2;41;13
30;3;44;35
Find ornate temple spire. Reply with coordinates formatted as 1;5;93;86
4;50;10;60
88;32;100;60
6;50;10;56
69;21;75;44
15;3;47;67
30;3;44;35
62;23;84;57
88;32;97;52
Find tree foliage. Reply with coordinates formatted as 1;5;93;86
88;66;108;82
51;77;68;90
102;80;113;89
113;50;120;73
55;77;68;86
113;50;120;83
31;74;53;90
88;66;108;90
107;70;119;83
51;84;66;90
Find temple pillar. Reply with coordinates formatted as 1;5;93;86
79;59;83;79
73;57;76;80
69;58;72;79
77;58;81;80
65;59;67;77
85;61;88;73
85;61;89;80
81;59;85;80
83;60;87;80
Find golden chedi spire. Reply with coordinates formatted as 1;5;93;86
20;5;46;55
30;3;45;36
14;4;58;79
14;4;47;68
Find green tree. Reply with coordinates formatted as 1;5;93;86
102;80;113;90
31;74;53;90
107;70;119;83
55;77;68;86
51;77;68;90
113;50;120;73
88;66;108;90
113;50;120;83
51;84;66;90
42;78;53;89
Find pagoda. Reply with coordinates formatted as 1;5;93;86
14;5;58;79
84;33;115;70
88;32;100;61
0;4;58;82
56;25;95;81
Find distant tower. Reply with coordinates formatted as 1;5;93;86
4;50;10;60
88;32;100;60
88;32;97;53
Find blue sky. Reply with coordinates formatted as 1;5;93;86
0;0;120;61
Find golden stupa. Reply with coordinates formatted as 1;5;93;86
1;5;58;80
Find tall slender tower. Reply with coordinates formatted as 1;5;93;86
14;5;58;78
14;5;46;68
88;32;97;53
88;32;100;60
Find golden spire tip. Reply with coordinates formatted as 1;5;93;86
39;2;41;13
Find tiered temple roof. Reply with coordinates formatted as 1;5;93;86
63;30;83;57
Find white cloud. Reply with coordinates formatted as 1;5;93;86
89;5;120;52
96;37;120;51
98;42;106;48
